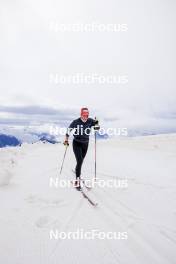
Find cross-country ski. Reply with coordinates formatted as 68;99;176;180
71;180;98;207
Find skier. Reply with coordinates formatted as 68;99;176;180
64;107;100;188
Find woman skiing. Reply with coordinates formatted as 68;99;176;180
64;107;99;187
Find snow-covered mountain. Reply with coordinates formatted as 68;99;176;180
0;134;176;263
0;125;61;147
0;134;21;147
1;122;176;148
0;125;109;147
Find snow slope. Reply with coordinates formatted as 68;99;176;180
0;134;176;264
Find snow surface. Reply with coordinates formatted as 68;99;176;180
0;134;176;264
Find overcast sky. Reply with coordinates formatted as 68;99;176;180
0;0;176;130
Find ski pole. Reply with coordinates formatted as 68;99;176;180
95;130;97;181
60;144;68;175
94;117;97;181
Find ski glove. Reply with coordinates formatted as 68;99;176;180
63;140;69;146
94;125;100;131
94;120;100;131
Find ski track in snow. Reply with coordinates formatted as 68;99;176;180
0;135;176;264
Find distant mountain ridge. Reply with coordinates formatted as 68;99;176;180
0;134;21;148
1;125;176;148
0;132;59;148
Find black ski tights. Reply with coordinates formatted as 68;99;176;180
73;140;89;179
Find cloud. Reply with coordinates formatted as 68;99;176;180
0;105;71;116
0;105;79;126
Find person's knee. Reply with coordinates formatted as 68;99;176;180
77;158;83;167
77;158;82;165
